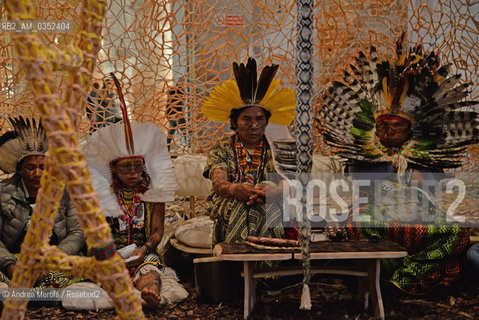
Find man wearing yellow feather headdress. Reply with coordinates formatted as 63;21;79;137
201;58;297;244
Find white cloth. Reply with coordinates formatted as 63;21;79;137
174;216;213;249
173;154;212;197
61;267;188;311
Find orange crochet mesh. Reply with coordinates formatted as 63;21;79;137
0;2;477;318
0;0;478;164
1;1;144;319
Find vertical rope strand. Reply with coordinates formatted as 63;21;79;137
1;1;145;319
296;0;314;311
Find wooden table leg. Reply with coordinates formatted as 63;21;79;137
243;261;255;319
356;260;369;309
367;258;385;320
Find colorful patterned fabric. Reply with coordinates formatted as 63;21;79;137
346;178;469;295
107;201;153;250
203;135;284;244
106;200;165;280
0;254;83;288
90;240;117;261
207;184;284;244
116;190;145;234
131;252;164;283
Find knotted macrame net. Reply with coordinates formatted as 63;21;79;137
1;0;477;158
0;0;478;318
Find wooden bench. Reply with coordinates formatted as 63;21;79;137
214;240;407;320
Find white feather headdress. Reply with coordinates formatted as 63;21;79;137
84;73;175;217
85;121;177;217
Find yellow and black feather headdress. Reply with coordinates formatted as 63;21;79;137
201;58;296;125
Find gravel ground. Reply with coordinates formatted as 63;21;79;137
12;258;479;320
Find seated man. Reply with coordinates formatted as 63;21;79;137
318;36;477;295
201;58;296;244
0;117;85;287
344;114;469;296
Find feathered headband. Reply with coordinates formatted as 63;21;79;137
85;74;176;217
0;116;48;173
201;58;296;125
319;34;479;169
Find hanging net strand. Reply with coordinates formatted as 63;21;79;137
1;0;145;319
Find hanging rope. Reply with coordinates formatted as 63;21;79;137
1;1;145;319
296;0;314;310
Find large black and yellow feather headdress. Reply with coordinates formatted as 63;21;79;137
201;58;296;125
318;34;479;169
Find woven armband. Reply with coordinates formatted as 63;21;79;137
90;240;117;261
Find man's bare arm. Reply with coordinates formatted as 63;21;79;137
211;168;233;197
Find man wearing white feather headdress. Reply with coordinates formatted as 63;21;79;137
85;74;187;308
0;116;85;288
201;57;297;244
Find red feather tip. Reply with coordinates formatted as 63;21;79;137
110;73;135;156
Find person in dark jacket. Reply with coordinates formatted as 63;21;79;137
0;116;84;287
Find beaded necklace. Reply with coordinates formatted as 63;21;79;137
377;142;405;156
116;188;141;245
232;133;267;184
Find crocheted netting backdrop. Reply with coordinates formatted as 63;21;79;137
0;0;478;161
0;1;478;318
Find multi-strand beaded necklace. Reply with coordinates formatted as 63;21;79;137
116;188;143;245
232;133;267;184
377;142;406;156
